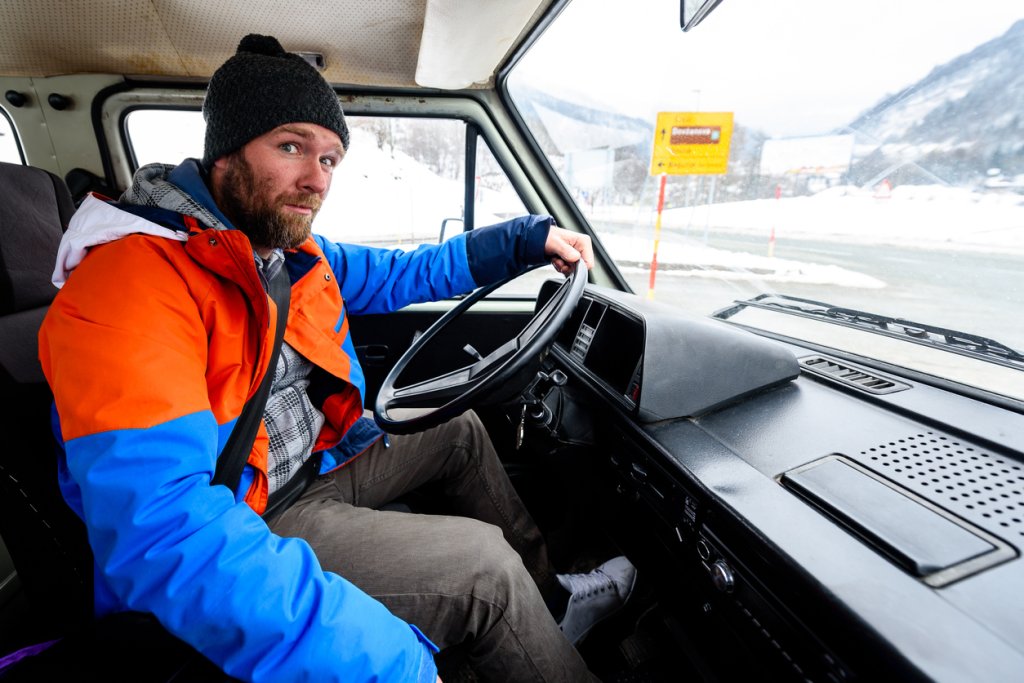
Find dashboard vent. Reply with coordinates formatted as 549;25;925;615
799;355;909;395
570;323;596;363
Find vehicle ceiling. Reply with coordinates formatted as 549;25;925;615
0;0;556;88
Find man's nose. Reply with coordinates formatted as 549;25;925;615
299;157;329;195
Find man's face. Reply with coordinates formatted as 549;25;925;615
211;123;345;253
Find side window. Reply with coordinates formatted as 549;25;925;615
475;136;552;297
126;109;205;165
324;117;465;245
475;132;528;225
126;111;469;245
126;109;546;294
0;109;23;164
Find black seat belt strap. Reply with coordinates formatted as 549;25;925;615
211;266;291;494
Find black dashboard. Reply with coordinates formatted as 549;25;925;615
537;281;1024;682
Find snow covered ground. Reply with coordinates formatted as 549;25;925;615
585;184;1024;291
315;131;1024;293
592;184;1024;255
129;118;1024;294
317;129;1019;287
599;233;887;289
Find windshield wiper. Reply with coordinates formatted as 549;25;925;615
714;293;1024;371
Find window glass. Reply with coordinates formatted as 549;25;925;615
475;134;553;296
0;109;23;164
475;132;528;224
327;117;464;246
126;109;205;165
127;108;547;296
128;109;468;245
127;111;466;246
507;0;1024;385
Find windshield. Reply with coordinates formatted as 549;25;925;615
507;0;1024;397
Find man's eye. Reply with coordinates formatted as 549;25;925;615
280;142;298;153
321;157;337;168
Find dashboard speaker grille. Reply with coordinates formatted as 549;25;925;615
857;432;1024;542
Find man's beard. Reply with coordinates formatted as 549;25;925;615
217;153;322;250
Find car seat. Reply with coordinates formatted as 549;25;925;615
0;162;233;681
0;161;93;640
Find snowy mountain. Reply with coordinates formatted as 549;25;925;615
843;20;1024;185
512;20;1022;196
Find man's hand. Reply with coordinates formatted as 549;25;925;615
545;225;594;276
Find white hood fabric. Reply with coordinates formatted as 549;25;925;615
52;193;188;288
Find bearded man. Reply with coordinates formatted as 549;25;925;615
39;34;635;683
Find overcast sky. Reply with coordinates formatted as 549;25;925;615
514;0;1022;137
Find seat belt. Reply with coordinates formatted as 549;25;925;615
262;449;322;520
211;265;291;499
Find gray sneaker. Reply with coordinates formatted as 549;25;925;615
556;555;637;645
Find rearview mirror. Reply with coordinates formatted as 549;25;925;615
680;0;725;31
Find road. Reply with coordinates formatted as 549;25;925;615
598;223;1024;353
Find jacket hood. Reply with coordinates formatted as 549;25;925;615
51;194;188;288
52;160;231;288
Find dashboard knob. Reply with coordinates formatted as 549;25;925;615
710;559;735;593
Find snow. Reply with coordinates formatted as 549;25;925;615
311;128;1024;293
121;112;1023;295
313;128;508;244
602;234;885;289
592;184;1024;254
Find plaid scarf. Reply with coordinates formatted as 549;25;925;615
121;163;230;231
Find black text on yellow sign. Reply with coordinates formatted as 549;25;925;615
650;112;734;176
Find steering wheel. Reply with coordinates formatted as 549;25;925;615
374;260;588;435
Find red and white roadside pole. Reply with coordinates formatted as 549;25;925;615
768;183;780;258
647;172;668;300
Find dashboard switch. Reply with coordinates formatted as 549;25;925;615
710;560;736;593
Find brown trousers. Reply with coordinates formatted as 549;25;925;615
269;411;597;682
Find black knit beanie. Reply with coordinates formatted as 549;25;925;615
202;34;349;166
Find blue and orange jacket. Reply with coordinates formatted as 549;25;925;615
38;160;552;683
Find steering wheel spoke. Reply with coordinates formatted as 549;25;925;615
391;337;518;406
468;338;519;378
390;365;477;406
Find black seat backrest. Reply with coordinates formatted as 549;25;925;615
0;161;94;638
0;164;239;681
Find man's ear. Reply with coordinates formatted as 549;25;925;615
208;155;230;201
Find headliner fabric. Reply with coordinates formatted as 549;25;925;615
0;0;553;88
0;0;425;86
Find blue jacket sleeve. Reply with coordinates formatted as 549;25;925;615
315;214;552;315
463;214;552;286
61;412;438;683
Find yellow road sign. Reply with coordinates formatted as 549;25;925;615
650;112;734;175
